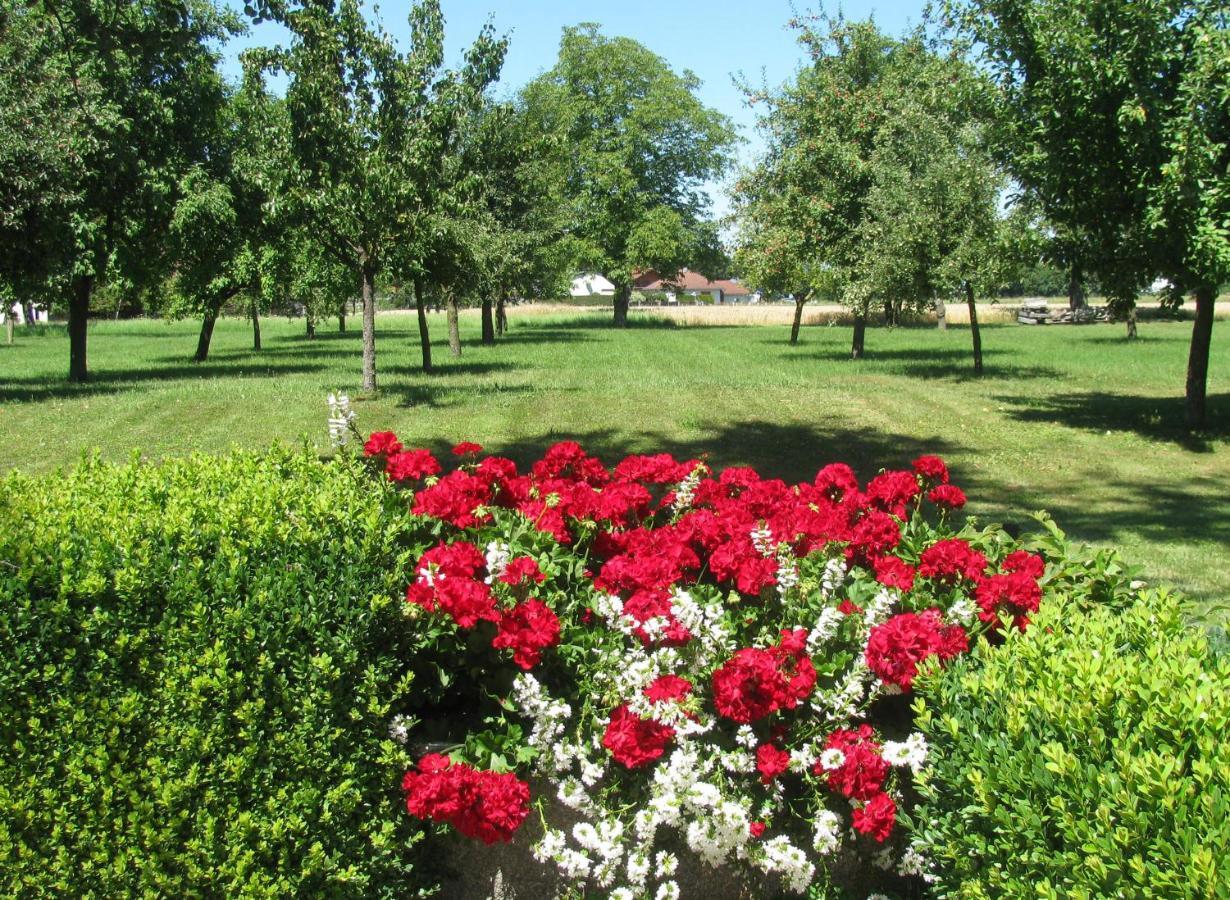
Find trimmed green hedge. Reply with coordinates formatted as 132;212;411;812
0;449;432;897
911;588;1230;897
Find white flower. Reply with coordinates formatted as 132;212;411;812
880;732;928;773
483;540;510;582
654;850;679;878
556;847;592;880
387;714;411;744
326;392;356;446
626;851;651;886
736;724;757;749
610;890;635;900
655;881;680;900
818;748;846;771
898;845;930;877
532;829;566;863
751;523;775;556
807;606;844;651
812;810;842;855
946;597;977;625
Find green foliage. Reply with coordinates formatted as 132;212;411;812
911;587;1230;896
521;23;736;315
0;449;433;897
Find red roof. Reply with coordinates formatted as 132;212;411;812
633;269;752;296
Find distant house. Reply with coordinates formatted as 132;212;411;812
569;273;616;297
633;269;757;304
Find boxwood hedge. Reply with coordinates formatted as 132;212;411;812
0;449;433;897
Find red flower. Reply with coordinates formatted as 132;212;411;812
603;704;675;769
386;449;441;483
756;743;791;784
492;599;560;669
866;470;921;518
434;577;499;628
499;557;546;587
748;821;767;838
712;633;815;723
975;571;1042;629
865;609;968;690
852;792;896;842
838;598;863;616
413;470;493;528
817;725;889;800
912;455;949;484
644;674;693;704
1002;550;1046;579
927;484;967;510
872;554;916;591
364;431;403;457
814;462;859;500
452;441;483;456
402;754;530;844
918;538;987;582
847;510;901;562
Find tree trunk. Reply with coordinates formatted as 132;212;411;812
851;313;866;359
360;260;377;393
935;297;947;330
481;296;495;345
1068;264;1087;310
250;300;262;351
195;308;218;362
306;310;315;339
1125;302;1138;340
446;292;461;357
6;314;13;345
966;280;983;376
414;277;432;373
68;274;92;382
613;281;630;327
496;296;508;336
338;305;346;333
1185;285;1215;430
789;294;807;345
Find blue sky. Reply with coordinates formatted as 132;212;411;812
223;0;930;217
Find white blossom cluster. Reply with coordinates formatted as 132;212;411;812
483;540;510;582
510;673;573;774
881;733;928;774
326;392;355;447
671;464;707;512
819;557;847;599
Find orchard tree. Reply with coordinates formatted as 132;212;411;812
735;17;1004;359
3;0;237;381
521;24;735;327
941;0;1229;425
259;0;505;393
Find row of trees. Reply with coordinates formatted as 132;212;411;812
732;3;1227;427
1;1;736;392
2;0;1224;426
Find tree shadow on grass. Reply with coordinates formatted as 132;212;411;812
781;346;1064;381
995;391;1230;451
0;361;332;403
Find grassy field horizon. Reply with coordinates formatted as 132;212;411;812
2;309;1227;617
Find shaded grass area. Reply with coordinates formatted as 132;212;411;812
1;310;1227;617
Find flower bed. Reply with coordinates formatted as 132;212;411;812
363;433;1063;897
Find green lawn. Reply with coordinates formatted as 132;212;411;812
2;310;1227;617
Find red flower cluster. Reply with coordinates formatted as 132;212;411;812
974;551;1045;630
405;541;497;627
402;754;530;844
927;484;967;510
756;742;791;784
603;704;676;769
492;600;561;670
865;609;969;690
817;725;889;800
363;431;403;457
918;538;988;583
711;630;816;723
386;449;442;484
852;792;897;842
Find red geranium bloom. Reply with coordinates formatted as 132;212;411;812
927;484;967;510
1002;550;1046;579
413;470;493;528
918;538;987;582
866;470;921;518
644;674;693;704
814;462;859;500
975;571;1042;629
364;431;403;457
852;792;896;842
748;821;767;838
817;725;889;801
872;554;916;591
756;743;791;784
838;598;863;616
499;557;546;587
403;754;530;845
386;449;441;483
452;441;483;456
912;455;950;484
865;609;968;690
492;599;560;669
603;704;675;769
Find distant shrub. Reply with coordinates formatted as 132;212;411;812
910;587;1230;896
0;449;434;897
